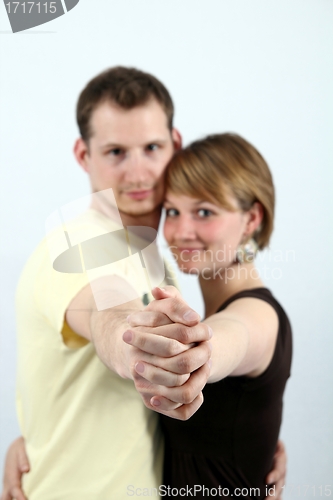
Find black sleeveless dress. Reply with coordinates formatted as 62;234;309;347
160;288;292;499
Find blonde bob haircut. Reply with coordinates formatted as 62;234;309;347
165;133;275;250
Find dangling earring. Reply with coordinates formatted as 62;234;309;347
236;238;258;264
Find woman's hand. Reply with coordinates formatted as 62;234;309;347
1;437;29;500
124;286;212;420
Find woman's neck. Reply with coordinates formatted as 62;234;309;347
199;262;264;318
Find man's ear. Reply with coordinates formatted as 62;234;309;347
74;137;90;173
171;128;182;151
244;202;264;237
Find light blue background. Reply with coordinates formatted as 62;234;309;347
0;1;332;497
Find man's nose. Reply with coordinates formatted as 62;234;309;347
123;151;150;184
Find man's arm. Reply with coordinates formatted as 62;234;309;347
65;279;212;419
264;440;287;499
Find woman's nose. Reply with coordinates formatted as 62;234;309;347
174;216;196;239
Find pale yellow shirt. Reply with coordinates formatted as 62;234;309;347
16;209;177;499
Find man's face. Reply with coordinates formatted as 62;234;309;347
76;99;179;217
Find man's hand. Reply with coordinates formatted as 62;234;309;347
125;286;212;420
265;440;287;499
1;437;29;500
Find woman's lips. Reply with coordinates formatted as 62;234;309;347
125;190;153;200
175;248;204;253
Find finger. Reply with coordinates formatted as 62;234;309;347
135;361;190;387
133;361;210;406
150;396;183;411
265;440;287;485
155;362;210;405
1;485;27;500
151;392;204;420
274;439;286;456
274;476;285;500
128;311;172;328
125;322;212;350
137;341;212;374
123;330;189;357
150;395;185;411
147;293;201;326
0;489;10;500
18;449;30;474
10;486;27;500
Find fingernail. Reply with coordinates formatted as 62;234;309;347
208;326;213;338
21;465;29;472
135;362;145;374
123;330;133;342
183;310;198;322
151;398;161;407
208;358;212;369
126;315;131;323
208;341;212;351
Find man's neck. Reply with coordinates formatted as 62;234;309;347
90;194;162;230
119;207;162;230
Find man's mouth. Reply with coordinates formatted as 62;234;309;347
125;189;153;200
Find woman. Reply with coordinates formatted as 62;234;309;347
1;133;289;499
129;133;292;499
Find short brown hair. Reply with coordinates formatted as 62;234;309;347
76;66;174;142
165;133;275;249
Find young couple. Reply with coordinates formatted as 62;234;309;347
1;67;291;500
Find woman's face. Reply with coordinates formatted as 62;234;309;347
163;192;250;276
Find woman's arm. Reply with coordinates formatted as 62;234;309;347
127;287;279;385
204;297;279;382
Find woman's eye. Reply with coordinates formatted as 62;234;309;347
165;208;179;217
197;209;213;217
147;144;159;152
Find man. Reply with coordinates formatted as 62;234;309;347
1;67;286;500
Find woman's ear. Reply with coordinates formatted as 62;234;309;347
73;137;90;173
171;128;182;151
244;202;264;238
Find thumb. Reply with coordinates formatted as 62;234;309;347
150;286;201;325
19;451;30;473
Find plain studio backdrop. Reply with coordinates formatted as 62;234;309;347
0;1;332;496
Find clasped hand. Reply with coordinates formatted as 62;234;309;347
123;286;212;420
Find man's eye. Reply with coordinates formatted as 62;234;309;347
165;208;179;217
109;148;122;156
197;209;213;217
147;144;159;151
